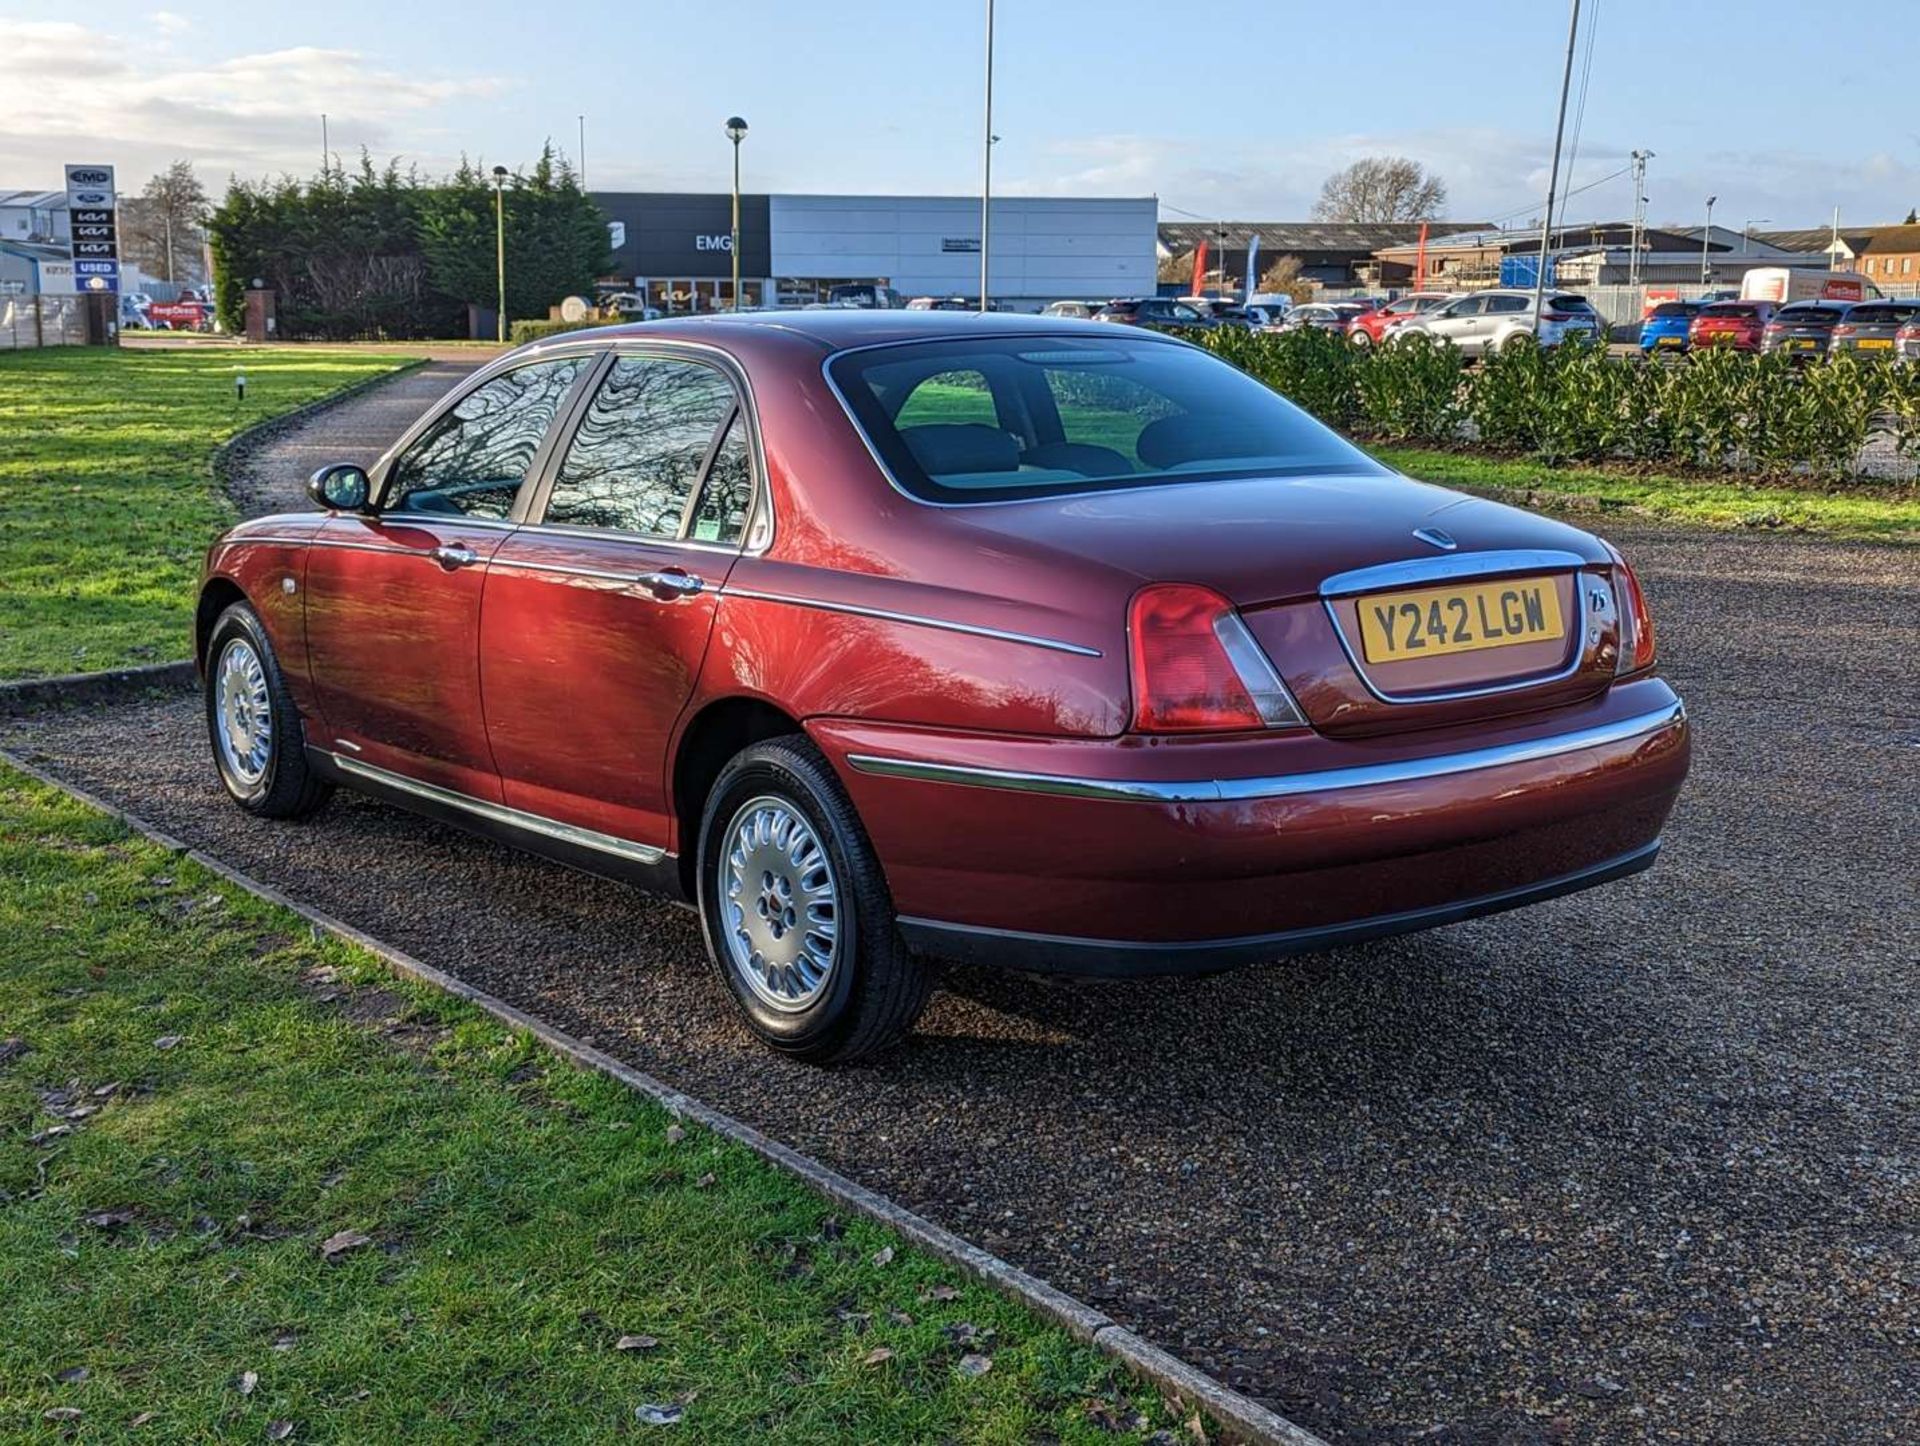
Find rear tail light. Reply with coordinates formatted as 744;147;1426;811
1603;544;1657;675
1127;583;1305;733
1833;323;1856;336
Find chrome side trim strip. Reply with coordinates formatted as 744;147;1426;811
720;586;1103;658
844;701;1685;804
487;556;642;585
327;754;669;865
1319;549;1590;598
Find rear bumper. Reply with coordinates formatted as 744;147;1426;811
900;840;1661;975
810;680;1690;973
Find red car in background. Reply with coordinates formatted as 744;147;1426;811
197;312;1689;1062
1348;292;1453;347
1688;300;1776;352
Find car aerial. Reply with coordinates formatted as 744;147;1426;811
1898;313;1920;365
1393;290;1603;357
1091;297;1214;329
1827;299;1920;358
1279;302;1369;334
1638;300;1701;355
197;311;1690;1064
1760;301;1850;359
1348;292;1453;348
1688;300;1775;353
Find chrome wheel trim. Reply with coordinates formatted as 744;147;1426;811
214;636;273;788
720;793;841;1013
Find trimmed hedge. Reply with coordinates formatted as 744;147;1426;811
1192;328;1920;483
507;317;624;344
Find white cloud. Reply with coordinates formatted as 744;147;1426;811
0;19;509;189
149;10;191;34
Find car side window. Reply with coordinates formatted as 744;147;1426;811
542;356;739;537
1487;295;1530;314
1449;297;1487;317
1170;304;1201;322
384;357;587;518
685;414;754;545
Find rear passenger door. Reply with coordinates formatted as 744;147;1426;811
478;350;760;850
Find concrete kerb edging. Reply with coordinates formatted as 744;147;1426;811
0;662;200;716
0;742;1330;1446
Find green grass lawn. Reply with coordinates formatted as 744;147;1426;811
1368;445;1920;541
0;766;1186;1443
0;348;414;681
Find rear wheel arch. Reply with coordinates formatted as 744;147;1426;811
670;696;805;894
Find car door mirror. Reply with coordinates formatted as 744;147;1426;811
307;463;371;513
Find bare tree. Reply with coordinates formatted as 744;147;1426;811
1257;255;1313;303
120;161;210;284
1312;157;1447;224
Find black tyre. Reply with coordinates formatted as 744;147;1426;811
696;736;930;1064
203;601;333;820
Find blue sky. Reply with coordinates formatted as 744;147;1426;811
5;0;1917;228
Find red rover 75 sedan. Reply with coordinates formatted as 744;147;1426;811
197;311;1690;1062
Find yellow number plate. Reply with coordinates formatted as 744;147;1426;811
1859;338;1893;350
1357;577;1564;662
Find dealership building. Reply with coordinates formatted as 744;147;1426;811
589;192;1158;312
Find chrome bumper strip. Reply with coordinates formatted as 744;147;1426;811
720;586;1102;658
844;700;1685;804
327;753;669;865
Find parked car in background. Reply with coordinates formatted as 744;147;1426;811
1348;292;1453;347
1896;314;1920;365
198;311;1688;1062
906;296;974;312
1208;305;1256;328
1689;300;1775;353
1761;302;1850;359
1827;299;1920;358
1243;304;1291;331
1394;290;1602;357
1092;297;1214;330
1638;300;1701;354
827;284;903;309
1042;300;1102;320
1280;302;1370;335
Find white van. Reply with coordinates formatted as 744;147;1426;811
1740;267;1880;305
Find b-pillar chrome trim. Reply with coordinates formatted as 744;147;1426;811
844;701;1686;804
320;751;669;865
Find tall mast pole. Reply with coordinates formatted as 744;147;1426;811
980;0;994;312
1532;0;1581;328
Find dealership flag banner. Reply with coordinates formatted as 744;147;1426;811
1190;240;1208;297
1244;234;1260;296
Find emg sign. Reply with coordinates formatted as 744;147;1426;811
694;234;734;252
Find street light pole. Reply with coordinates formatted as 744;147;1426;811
492;165;508;344
980;0;995;313
1742;218;1769;255
1700;195;1716;287
1532;0;1581;330
726;117;748;312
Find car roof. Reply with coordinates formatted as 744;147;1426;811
517;308;1188;355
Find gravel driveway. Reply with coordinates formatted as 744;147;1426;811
12;371;1918;1442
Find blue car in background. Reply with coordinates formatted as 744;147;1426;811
1640;299;1701;354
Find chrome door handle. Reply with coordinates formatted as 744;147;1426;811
635;569;705;599
431;543;478;568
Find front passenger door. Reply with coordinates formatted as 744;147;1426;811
302;355;591;798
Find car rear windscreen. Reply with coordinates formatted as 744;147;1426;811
1649;302;1698;318
1549;295;1595;313
828;334;1383;504
1779;306;1845;324
1701;303;1762;317
1844;304;1916;323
